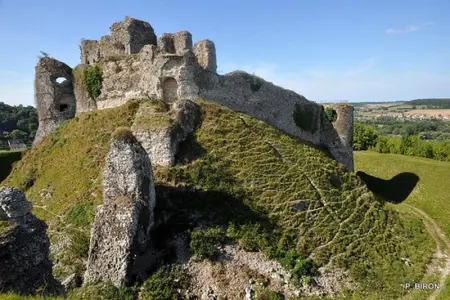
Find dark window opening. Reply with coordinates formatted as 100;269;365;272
59;104;69;112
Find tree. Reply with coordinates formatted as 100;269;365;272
353;123;378;150
7;129;28;141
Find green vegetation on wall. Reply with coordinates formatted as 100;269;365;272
325;107;338;123
82;64;103;100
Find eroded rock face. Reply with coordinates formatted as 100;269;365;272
34;57;76;146
0;187;32;220
0;187;57;295
131;99;201;166
83;131;156;287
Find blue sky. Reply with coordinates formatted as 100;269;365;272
0;0;449;106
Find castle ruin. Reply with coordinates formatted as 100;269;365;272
34;16;354;171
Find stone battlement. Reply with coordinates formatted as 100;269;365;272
34;17;354;171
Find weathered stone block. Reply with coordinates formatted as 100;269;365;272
84;132;156;287
194;40;217;73
131;100;201;167
158;33;176;54
174;31;193;53
0;187;58;295
34;57;76;146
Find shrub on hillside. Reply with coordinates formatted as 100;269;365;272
189;227;224;260
140;265;189;300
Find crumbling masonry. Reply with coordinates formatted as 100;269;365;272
33;16;354;171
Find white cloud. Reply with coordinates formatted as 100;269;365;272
386;22;434;34
218;59;450;102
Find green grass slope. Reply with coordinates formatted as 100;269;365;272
1;100;434;299
354;151;450;239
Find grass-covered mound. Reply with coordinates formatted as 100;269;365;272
1;100;434;299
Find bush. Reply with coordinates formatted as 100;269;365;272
140;265;189;300
190;227;224;260
325;107;338;123
82;64;103;99
353;122;378;150
227;223;269;251
255;289;284;300
277;250;318;284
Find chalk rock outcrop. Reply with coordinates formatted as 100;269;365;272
131;99;201;166
0;187;56;295
83;128;156;287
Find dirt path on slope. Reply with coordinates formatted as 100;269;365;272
403;204;450;300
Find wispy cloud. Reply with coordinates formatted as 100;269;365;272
386;21;434;34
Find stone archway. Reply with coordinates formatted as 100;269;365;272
162;77;178;102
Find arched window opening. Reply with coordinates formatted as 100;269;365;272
55;77;68;85
162;77;178;102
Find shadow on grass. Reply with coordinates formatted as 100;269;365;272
356;171;420;204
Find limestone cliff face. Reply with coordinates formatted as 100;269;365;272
83;130;156;287
0;187;57;295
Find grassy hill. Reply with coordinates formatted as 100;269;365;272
355;151;450;300
355;151;450;239
0;100;435;299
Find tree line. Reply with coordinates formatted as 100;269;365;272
0;102;38;149
353;122;450;162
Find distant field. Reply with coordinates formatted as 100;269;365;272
354;151;450;239
405;109;450;117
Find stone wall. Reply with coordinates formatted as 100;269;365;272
34;57;76;146
193;40;217;73
80;16;157;65
197;71;354;171
87;46;200;110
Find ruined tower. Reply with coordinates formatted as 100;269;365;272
33;58;76;146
